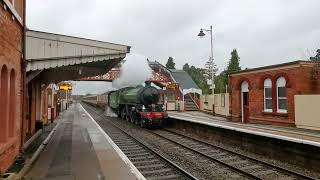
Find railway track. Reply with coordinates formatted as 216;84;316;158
82;103;197;180
149;129;317;180
83;103;317;180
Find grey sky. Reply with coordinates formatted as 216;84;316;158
26;0;320;94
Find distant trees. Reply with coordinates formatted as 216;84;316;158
166;57;176;69
182;63;190;71
227;49;241;73
214;49;241;93
183;63;210;94
214;70;228;93
310;49;320;61
164;49;242;94
310;49;320;81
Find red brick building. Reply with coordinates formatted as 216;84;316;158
229;61;320;126
0;0;25;173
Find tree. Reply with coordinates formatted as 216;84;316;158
183;63;190;72
214;49;241;93
166;57;175;69
227;49;241;73
214;70;228;93
184;65;210;94
310;49;320;61
310;49;320;81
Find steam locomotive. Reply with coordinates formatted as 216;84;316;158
108;82;168;128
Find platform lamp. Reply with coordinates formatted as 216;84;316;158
198;25;215;95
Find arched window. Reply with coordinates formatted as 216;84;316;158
241;81;249;105
264;78;272;112
277;77;287;113
0;65;8;142
9;70;16;138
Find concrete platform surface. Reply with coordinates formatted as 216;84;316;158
169;111;320;147
25;103;144;180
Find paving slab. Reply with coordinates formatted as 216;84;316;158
25;104;144;180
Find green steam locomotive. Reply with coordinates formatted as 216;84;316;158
108;82;168;128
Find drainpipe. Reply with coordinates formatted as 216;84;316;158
20;0;27;152
229;75;232;121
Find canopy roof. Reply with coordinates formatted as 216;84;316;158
26;30;130;83
169;69;200;90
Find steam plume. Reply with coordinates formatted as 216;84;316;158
112;54;152;89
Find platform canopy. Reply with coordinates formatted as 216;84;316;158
26;30;130;83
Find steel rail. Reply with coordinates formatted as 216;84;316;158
83;102;316;180
144;129;262;180
83;103;199;180
162;128;317;180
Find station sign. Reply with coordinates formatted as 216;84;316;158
167;83;179;89
59;85;72;91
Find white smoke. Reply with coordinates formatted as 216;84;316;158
112;54;152;89
104;106;118;117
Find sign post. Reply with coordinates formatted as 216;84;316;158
59;85;72;110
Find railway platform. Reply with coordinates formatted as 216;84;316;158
23;103;144;180
168;111;320;147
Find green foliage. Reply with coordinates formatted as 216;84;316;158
227;49;241;73
179;49;241;95
183;63;210;94
214;70;228;93
183;63;190;71
214;49;241;93
166;57;176;69
310;49;320;61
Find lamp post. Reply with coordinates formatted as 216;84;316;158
198;25;215;94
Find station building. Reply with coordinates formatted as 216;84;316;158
229;60;320;126
0;0;25;173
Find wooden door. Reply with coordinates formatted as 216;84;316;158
242;92;249;122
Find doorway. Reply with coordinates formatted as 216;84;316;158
241;81;249;123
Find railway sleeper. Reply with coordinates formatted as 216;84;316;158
136;164;166;169
141;168;175;176
126;153;152;158
134;159;161;165
130;155;155;161
147;174;182;180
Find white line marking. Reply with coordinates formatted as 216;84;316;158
169;115;320;148
80;104;146;180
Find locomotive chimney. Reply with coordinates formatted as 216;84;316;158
145;81;151;87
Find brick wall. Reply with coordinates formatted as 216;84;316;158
0;1;23;173
229;63;320;126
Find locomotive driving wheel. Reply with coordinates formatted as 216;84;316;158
129;113;135;123
140;119;146;128
121;108;126;120
132;113;139;125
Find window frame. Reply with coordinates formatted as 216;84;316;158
276;77;287;113
263;78;272;112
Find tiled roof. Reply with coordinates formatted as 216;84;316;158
170;69;200;90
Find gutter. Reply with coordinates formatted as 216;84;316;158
20;0;27;153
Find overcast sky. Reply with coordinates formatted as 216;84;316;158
27;0;320;94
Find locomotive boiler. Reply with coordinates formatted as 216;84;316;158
108;83;168;128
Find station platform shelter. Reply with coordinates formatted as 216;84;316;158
1;18;131;175
24;29;130;142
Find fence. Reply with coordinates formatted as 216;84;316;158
295;95;320;130
200;93;230;117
